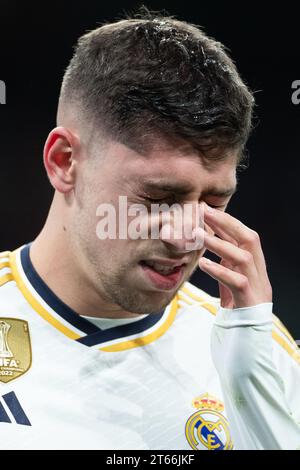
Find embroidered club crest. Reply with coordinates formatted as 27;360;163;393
185;393;233;450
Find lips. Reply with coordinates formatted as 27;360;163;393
139;260;185;290
140;258;187;274
141;260;182;275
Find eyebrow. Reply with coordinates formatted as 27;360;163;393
138;180;237;198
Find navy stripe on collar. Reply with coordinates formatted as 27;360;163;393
77;309;165;347
20;244;99;335
20;243;166;346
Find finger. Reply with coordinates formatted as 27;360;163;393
198;257;251;307
204;203;254;243
204;221;238;246
203;203;267;274
219;259;235;308
219;282;234;309
200;228;258;280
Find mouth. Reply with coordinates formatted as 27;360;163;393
138;259;187;290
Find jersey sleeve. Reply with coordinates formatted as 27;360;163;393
211;302;300;450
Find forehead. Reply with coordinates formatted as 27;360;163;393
112;141;238;194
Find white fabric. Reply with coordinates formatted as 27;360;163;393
0;253;300;450
211;303;300;449
81;313;149;330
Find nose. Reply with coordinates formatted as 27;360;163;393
159;203;204;253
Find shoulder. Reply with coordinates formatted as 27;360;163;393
0;249;22;312
176;282;300;367
270;313;300;421
176;281;220;321
0;250;14;290
271;312;300;368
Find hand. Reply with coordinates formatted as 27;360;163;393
198;203;273;309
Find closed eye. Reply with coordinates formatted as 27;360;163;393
206;204;225;209
143;196;176;204
143;196;225;209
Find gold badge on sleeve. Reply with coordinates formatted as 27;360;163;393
0;318;32;384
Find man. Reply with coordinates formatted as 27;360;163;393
0;10;299;450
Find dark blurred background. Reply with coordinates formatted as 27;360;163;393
0;1;299;336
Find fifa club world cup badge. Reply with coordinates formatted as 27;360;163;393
185;393;233;450
0;319;32;383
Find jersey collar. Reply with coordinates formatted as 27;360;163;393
10;245;179;352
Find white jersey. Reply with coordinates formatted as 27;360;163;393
0;244;300;450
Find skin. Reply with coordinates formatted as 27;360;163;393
30;122;272;319
199;206;272;308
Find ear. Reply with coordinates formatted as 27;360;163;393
43;127;80;193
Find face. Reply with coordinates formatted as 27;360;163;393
69;138;238;315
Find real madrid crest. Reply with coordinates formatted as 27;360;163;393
0;318;32;384
185;393;233;450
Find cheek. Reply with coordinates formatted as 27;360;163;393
95;238;132;263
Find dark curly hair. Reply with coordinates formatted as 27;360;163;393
58;8;254;168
